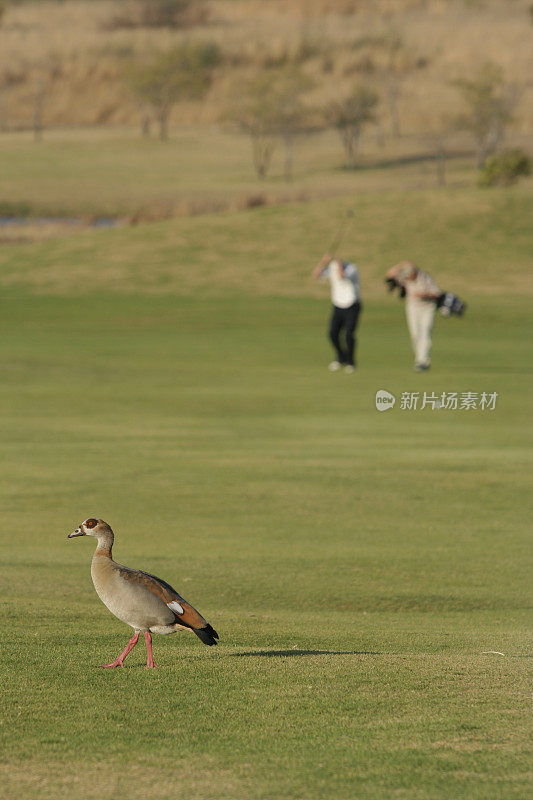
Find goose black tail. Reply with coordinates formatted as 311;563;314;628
194;623;219;646
193;623;218;647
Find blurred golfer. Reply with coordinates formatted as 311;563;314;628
312;253;362;372
385;260;441;371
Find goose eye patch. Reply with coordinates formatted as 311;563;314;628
85;519;97;529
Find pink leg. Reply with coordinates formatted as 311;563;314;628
101;632;139;668
144;631;157;668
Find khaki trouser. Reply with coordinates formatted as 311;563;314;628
405;299;435;366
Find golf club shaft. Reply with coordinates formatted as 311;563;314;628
328;209;354;256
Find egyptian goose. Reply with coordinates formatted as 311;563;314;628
68;518;219;668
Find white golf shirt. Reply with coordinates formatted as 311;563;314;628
321;260;360;308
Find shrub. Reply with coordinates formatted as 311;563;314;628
140;0;207;27
478;149;531;187
105;0;208;31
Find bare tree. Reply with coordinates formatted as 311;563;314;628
329;86;378;169
270;67;314;182
127;42;220;140
486;82;522;152
231;67;314;181
453;63;521;168
0;68;25;133
33;78;45;141
30;56;61;141
232;74;279;179
423;123;453;187
374;113;385;148
134;99;152;138
386;74;402;139
383;36;404;139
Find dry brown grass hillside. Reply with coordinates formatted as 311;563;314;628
0;0;531;134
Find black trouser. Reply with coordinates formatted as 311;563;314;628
329;301;362;366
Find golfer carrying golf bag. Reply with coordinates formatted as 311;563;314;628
385;260;450;372
313;252;362;373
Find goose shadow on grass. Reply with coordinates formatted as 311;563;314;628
230;650;383;658
92;650;384;668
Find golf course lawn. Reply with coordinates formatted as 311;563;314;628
0;191;531;799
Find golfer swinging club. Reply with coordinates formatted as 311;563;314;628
312;252;362;372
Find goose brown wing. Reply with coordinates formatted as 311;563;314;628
117;566;208;630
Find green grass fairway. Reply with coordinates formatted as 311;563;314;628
1;190;532;799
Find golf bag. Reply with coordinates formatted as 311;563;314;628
436;292;466;317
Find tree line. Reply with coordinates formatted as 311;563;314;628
0;29;525;186
123;43;524;184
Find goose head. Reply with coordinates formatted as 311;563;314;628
68;518;113;541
